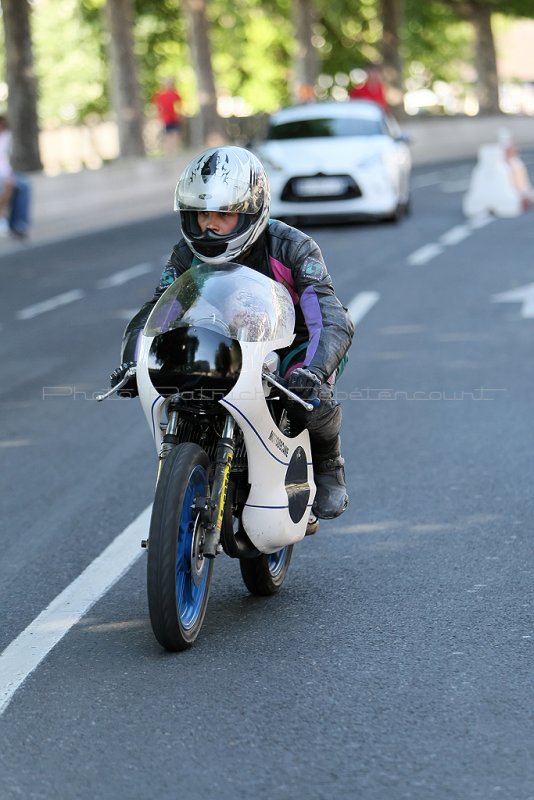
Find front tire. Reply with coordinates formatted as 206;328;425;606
147;443;213;651
239;546;293;596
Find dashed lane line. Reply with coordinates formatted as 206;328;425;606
348;291;380;325
407;215;495;267
407;243;445;267
439;225;471;246
12;263;154;324
97;262;153;289
411;173;442;190
469;213;494;229
0;506;152;716
16;289;85;321
441;180;470;193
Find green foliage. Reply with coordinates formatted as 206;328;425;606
33;0;108;125
316;0;384;76
403;0;473;84
1;0;533;129
442;0;534;19
208;1;294;112
132;0;188;109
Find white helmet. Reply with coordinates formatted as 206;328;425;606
174;146;271;264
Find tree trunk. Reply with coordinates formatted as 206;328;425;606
104;0;146;157
379;0;404;116
292;0;319;103
0;0;42;172
470;3;500;114
183;0;224;147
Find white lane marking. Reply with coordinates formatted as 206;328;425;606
406;212;496;267
348;291;380;325
97;262;153;289
16;290;85;321
492;282;534;318
441;180;470;193
411;173;442;189
407;243;445;266
468;213;494;229
0;505;152;716
439;225;471;246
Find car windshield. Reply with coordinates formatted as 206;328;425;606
144;263;295;343
267;116;385;140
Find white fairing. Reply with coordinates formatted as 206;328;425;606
221;338;316;553
137;334;167;453
136;263;316;554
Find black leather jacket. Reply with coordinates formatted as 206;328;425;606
121;219;354;380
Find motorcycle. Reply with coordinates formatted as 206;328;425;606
98;262;318;651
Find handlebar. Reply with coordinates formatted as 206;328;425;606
96;366;319;410
262;371;320;412
95;367;137;402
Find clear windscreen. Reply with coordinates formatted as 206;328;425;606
144;263;295;343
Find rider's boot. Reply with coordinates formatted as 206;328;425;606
312;454;348;519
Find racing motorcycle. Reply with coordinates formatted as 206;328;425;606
98;263;318;651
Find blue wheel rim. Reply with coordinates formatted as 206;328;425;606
175;464;210;630
267;547;288;578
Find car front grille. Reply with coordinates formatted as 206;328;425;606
281;174;362;203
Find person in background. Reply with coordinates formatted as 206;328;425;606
110;147;355;523
499;128;533;212
152;78;183;155
349;63;388;111
0;115;30;239
463;128;534;219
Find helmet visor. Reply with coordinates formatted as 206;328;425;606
175;175;263;214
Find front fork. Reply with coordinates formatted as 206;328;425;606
156;406;180;483
155;410;235;558
201;415;235;558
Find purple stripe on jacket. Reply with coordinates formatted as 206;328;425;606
300;285;323;365
269;255;324;368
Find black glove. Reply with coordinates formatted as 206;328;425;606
110;362;138;398
287;367;323;403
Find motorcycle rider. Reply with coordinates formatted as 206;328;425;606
110;146;354;520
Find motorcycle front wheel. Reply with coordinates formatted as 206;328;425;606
147;443;213;651
239;545;293;596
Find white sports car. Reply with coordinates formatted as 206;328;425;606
252;100;412;223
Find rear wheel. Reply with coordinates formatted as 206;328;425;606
147;443;213;651
239;545;293;596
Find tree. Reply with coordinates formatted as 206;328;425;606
441;0;534;114
292;0;319;102
403;0;472;85
183;0;224;146
441;0;499;113
0;0;42;171
379;0;404;113
469;1;499;113
104;0;146;156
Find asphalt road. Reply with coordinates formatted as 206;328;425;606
1;157;533;799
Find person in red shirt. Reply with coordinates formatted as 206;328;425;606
152;78;183;154
348;63;388;111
